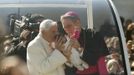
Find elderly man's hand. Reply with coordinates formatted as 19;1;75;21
55;36;65;52
62;42;73;61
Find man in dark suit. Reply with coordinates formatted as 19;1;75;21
60;11;109;75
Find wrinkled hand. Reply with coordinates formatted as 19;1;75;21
63;42;73;61
55;36;65;52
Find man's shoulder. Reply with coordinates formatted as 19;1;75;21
27;37;41;48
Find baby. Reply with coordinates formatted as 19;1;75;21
63;31;89;71
64;36;89;71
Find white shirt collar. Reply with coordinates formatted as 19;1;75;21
38;33;49;46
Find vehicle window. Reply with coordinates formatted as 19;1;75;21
18;7;87;36
93;0;126;74
0;0;129;75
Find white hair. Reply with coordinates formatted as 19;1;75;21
39;19;57;31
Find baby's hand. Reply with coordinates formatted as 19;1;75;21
77;47;84;53
70;39;80;49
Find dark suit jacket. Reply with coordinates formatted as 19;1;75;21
65;29;109;75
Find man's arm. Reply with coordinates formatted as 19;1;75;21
27;46;67;75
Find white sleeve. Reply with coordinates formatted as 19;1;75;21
71;48;82;65
27;46;67;75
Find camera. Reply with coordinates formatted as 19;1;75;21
9;13;44;37
14;14;40;31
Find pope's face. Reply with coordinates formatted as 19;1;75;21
47;23;58;41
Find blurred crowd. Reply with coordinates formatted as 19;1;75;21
0;14;44;75
120;16;134;72
123;19;134;71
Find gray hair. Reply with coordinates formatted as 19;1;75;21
39;19;57;31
